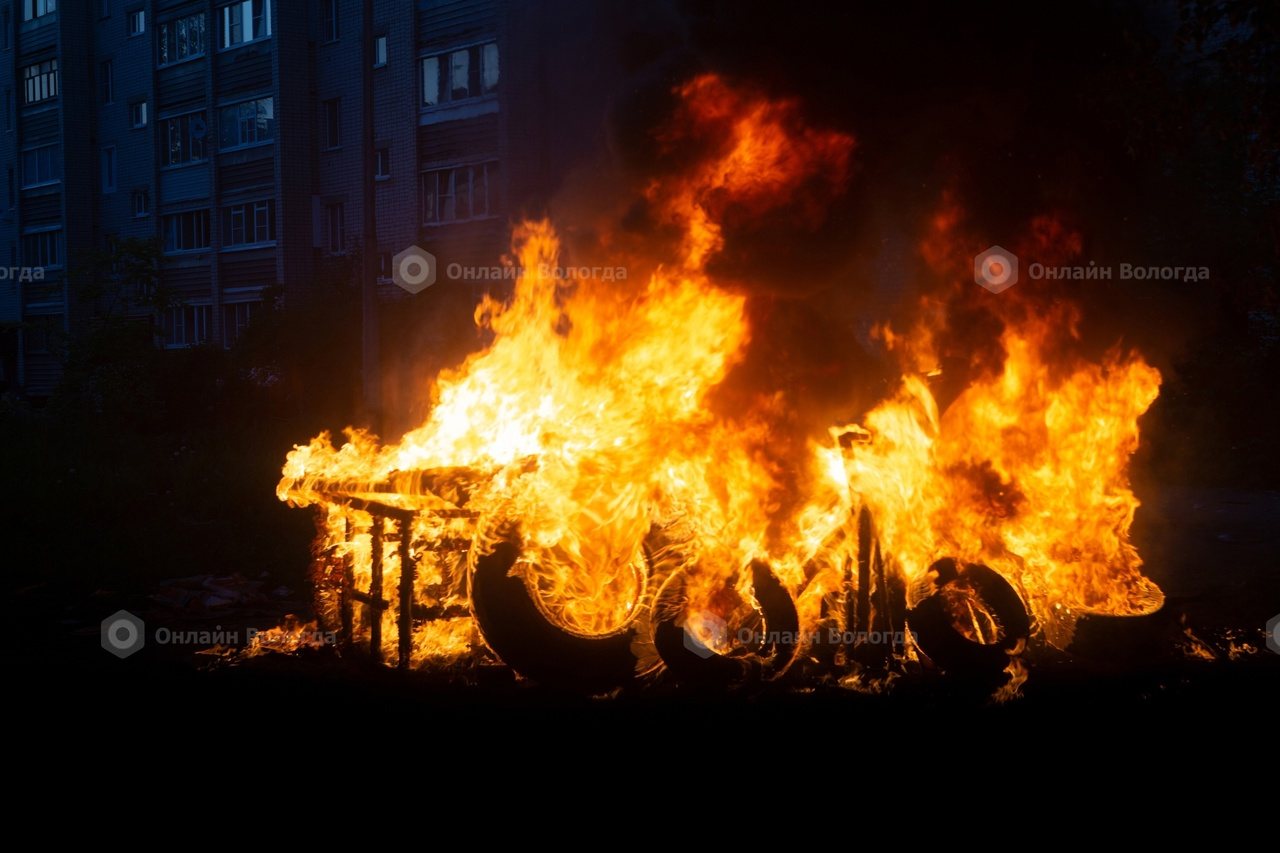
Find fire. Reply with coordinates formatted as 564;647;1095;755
278;73;1162;679
837;302;1163;648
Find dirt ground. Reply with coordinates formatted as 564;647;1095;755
8;485;1278;742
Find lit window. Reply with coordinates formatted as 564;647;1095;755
421;41;498;107
373;35;387;67
218;97;274;149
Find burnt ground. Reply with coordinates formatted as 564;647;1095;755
6;485;1277;751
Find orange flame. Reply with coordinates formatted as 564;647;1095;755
278;73;1161;670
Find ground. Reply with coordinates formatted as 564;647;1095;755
8;483;1277;738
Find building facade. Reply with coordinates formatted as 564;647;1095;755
0;0;640;402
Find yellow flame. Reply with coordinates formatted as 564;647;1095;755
278;74;1162;667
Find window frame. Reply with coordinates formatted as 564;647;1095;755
157;11;207;67
420;40;499;109
325;202;345;253
321;0;338;43
321;97;340;150
21;227;63;269
100;59;113;104
164;303;212;349
22;58;59;105
161;209;211;254
419;160;499;226
129;100;148;128
20;143;61;188
22;0;56;23
217;96;274;151
221;198;276;249
101;145;117;194
160;109;209;167
131;187;150;217
218;0;272;51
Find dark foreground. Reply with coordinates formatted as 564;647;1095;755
7;487;1279;746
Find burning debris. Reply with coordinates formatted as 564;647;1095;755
276;75;1162;695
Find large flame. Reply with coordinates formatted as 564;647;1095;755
278;73;1161;668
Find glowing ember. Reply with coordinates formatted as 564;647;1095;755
277;73;1162;677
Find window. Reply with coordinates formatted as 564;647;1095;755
420;161;499;224
4;89;12;130
373;34;386;67
218;97;273;149
130;100;147;128
377;251;391;280
22;0;55;22
127;8;144;35
158;13;206;65
101;146;116;193
321;0;337;42
322;98;340;149
100;60;113;104
3;8;9;50
222;301;257;347
375;146;389;179
22;230;61;267
164;304;211;348
220;0;270;49
132;188;150;217
162;209;210;252
222;199;275;247
421;41;498;107
22;59;58;104
325;202;344;253
6;167;12;208
100;0;108;18
21;145;59;186
162;111;207;165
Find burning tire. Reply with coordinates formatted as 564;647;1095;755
652;560;800;685
908;558;1031;676
469;537;649;691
